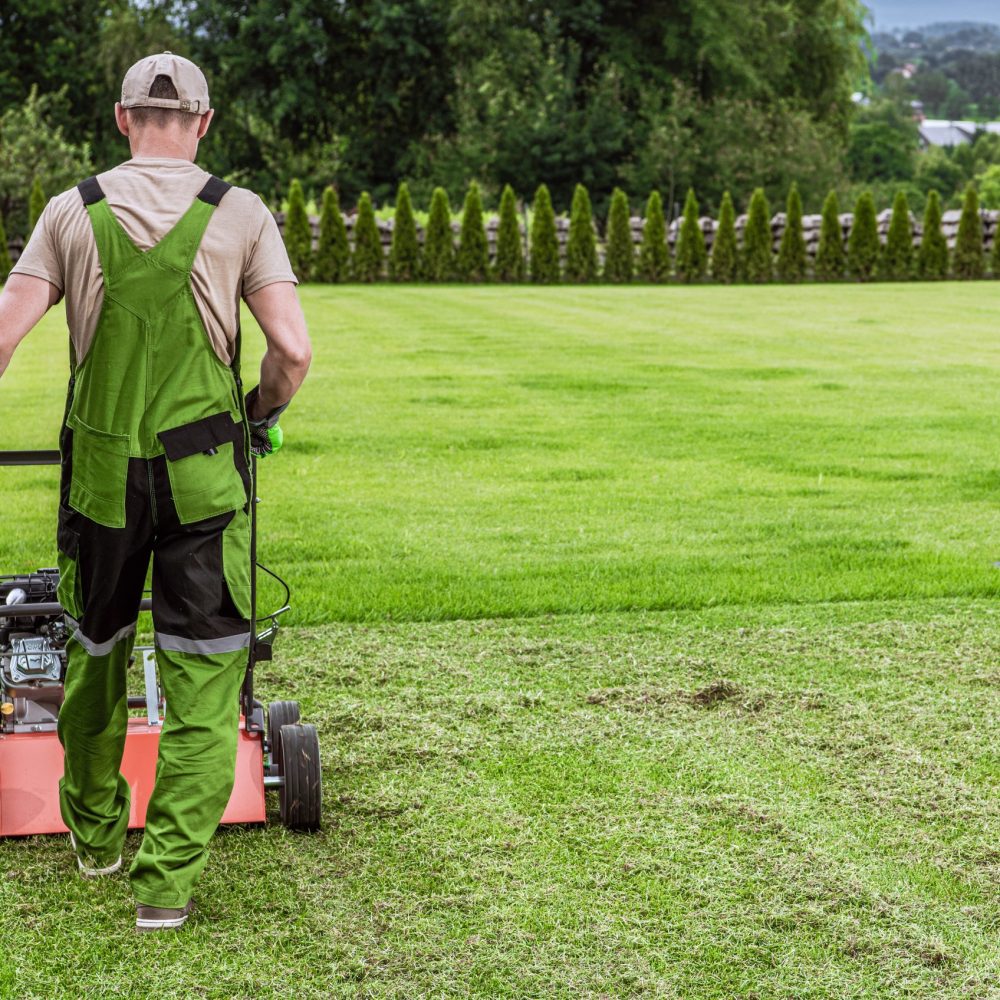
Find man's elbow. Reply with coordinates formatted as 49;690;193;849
277;337;312;376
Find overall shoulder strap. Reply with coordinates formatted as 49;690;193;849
78;176;142;278
77;176;106;206
197;176;231;206
148;175;231;273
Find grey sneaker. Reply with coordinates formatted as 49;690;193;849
135;900;194;932
69;832;122;879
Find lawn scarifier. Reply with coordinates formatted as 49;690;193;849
0;450;322;837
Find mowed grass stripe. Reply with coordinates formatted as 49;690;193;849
3;284;1000;622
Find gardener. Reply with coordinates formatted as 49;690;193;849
0;53;311;931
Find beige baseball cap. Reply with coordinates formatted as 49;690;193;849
121;52;210;114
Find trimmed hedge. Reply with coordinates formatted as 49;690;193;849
351;191;383;282
388;181;420;282
675;188;707;284
882;190;913;281
954;183;984;280
530;184;560;284
604;188;633;284
742;189;773;284
711;192;738;285
776;183;806;283
423;187;454;282
639;190;669;283
918;190;948;280
28;177;45;236
315;186;349;283
848;191;878;282
284;179;312;281
815;190;845;281
494;184;524;282
456;181;489;282
566;183;598;283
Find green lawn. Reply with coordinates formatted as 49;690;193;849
1;285;1000;997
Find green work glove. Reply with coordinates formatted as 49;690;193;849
245;386;288;459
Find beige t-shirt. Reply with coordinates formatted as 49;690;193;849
12;157;296;364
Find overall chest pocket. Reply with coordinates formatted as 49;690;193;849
158;412;248;525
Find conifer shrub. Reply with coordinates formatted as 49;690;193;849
529;184;560;284
0;206;11;282
351;191;383;282
456;181;490;282
284;178;313;281
388;181;420;282
603;187;634;283
28;177;45;235
314;186;349;283
675;188;707;284
917;190;949;280
711;192;738;284
847;191;879;282
741;188;773;283
494;185;525;282
882;190;914;281
991;214;1000;279
954;183;985;280
565;184;598;283
815;190;846;281
638;190;669;283
423;187;455;282
776;183;807;283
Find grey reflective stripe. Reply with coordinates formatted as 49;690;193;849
72;622;136;657
155;632;251;655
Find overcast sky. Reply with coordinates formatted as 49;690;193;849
865;0;1000;28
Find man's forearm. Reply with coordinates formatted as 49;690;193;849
0;275;60;379
252;345;311;418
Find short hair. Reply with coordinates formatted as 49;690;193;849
126;74;199;131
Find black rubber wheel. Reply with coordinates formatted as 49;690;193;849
279;723;322;831
267;700;300;775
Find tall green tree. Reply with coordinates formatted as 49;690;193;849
917;190;949;280
847;191;879;282
351;191;383;282
0;206;11;282
741;189;773;284
565;184;599;283
776;183;807;283
882;190;914;281
711;192;738;284
815;190;846;281
423;187;455;282
314;186;350;283
604;188;634;284
954;183;985;280
529;183;560;284
27;177;46;236
639;190;669;283
388;181;420;282
493;184;524;282
991;219;1000;278
675;188;707;283
283;178;313;282
455;181;490;282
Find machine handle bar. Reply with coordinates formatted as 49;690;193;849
0;451;61;466
0;597;153;620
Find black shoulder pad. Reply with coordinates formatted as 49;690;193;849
77;177;105;205
197;176;232;206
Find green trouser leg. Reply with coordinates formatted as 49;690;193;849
129;647;245;909
58;635;134;867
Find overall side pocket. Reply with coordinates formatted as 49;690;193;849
222;508;253;620
67;417;130;529
158;412;247;525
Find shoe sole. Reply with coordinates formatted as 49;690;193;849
69;833;122;878
135;914;191;931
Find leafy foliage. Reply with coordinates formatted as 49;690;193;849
603;188;633;284
882;190;913;281
847;191;879;282
741;189;773;284
27;177;45;236
389;182;420;282
675;189;707;284
638;190;669;284
0;206;11;282
0;87;91;239
456;181;489;282
954;184;985;280
917;190;949;281
529;184;560;284
423;188;455;282
776;184;808;283
711;192;738;285
565;184;598;284
815;190;846;281
283;179;313;282
314;186;350;283
351;191;384;283
493;184;524;282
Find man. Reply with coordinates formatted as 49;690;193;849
0;52;311;930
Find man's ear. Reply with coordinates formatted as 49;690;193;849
114;102;130;138
196;109;214;140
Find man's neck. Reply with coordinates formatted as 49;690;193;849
128;136;197;161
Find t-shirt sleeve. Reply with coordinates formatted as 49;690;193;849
242;197;298;297
10;200;65;293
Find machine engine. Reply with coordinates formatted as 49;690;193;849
0;571;66;733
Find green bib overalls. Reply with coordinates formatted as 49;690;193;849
56;174;253;908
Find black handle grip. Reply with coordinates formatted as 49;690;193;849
0;451;61;466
